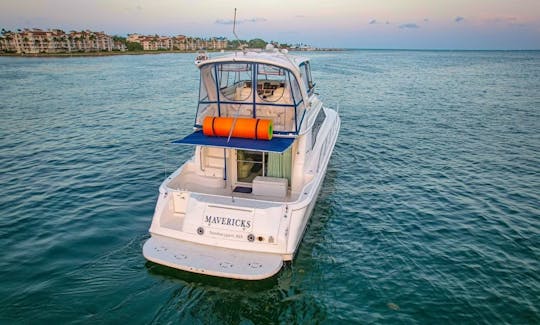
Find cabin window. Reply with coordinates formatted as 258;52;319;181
300;62;314;95
199;74;209;102
237;150;265;183
256;65;287;103
196;64;218;124
311;108;326;149
217;63;253;101
288;72;306;132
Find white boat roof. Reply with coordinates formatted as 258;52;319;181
196;50;310;75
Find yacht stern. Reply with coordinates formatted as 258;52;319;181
143;235;283;280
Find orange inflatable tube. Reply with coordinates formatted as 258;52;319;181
203;116;273;140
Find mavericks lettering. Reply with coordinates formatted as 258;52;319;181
204;215;252;229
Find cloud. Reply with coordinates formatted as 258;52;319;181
295;15;306;18
424;18;429;22
399;23;419;29
369;19;391;25
455;16;465;23
246;18;267;23
499;17;517;23
215;19;234;25
215;17;267;25
487;17;518;24
485;17;528;28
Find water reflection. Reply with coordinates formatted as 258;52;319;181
146;261;328;323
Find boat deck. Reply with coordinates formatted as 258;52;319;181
165;163;305;203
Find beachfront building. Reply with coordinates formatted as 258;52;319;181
140;36;172;51
127;33;170;50
1;28;229;54
0;28;126;54
127;33;228;51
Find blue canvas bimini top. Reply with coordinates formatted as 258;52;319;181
172;131;295;153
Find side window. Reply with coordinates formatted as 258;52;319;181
199;64;214;102
305;62;314;91
300;62;314;94
311;108;326;149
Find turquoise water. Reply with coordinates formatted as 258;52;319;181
1;51;539;323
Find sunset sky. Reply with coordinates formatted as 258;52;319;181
1;0;539;49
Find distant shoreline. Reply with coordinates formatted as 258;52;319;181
0;48;346;58
0;50;198;58
2;48;537;58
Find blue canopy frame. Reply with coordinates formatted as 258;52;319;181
195;62;307;135
172;131;295;153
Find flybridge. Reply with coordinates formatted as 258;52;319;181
193;52;315;136
174;51;316;152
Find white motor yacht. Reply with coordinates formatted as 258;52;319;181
143;46;340;280
194;50;209;64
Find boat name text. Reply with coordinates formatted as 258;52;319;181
204;215;252;229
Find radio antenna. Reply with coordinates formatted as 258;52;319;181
232;8;246;54
233;8;239;41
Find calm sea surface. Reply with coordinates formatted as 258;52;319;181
0;50;539;324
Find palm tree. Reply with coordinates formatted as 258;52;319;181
89;33;96;50
64;35;71;52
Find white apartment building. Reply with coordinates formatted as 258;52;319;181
0;29;126;54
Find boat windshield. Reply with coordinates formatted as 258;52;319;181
195;62;306;134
